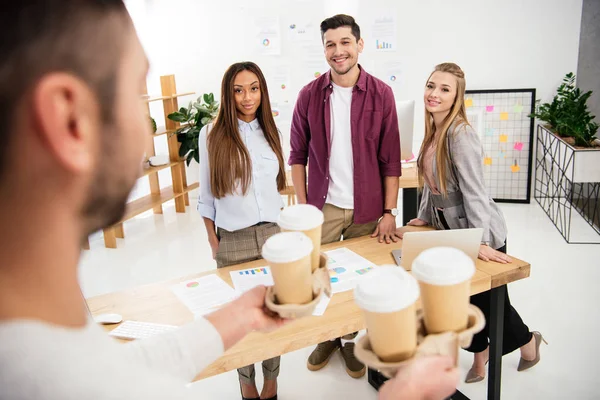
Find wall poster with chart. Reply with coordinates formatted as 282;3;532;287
464;89;536;203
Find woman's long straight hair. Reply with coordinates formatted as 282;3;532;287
417;62;470;195
207;62;286;198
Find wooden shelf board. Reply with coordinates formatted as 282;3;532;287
118;182;199;224
144;92;196;103
141;161;181;177
153;122;190;138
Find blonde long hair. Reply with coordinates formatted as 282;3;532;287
417;63;470;195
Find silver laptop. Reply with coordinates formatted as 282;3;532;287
398;228;483;271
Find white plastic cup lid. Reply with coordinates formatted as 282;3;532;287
354;265;420;313
411;247;475;286
262;231;314;264
278;204;324;231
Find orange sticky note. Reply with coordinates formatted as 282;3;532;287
500;112;509;121
484;157;492;166
511;163;520;173
465;98;473;108
499;134;508;143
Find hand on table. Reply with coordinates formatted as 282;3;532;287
478;244;512;264
378;356;459;400
372;214;400;244
394;218;428;239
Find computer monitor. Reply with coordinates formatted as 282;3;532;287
396;100;415;161
400;228;483;271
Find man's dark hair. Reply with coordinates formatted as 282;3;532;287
0;0;130;182
320;14;361;42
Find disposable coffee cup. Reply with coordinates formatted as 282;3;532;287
411;247;475;334
354;266;420;362
277;204;324;272
262;232;314;305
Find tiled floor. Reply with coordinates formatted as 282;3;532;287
80;193;600;399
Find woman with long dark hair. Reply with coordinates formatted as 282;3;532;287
197;61;285;400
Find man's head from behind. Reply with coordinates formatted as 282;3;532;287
0;0;150;238
320;14;364;76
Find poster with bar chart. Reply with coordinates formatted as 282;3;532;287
371;15;396;52
465;89;536;203
376;40;393;50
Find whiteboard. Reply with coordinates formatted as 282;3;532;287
465;89;536;203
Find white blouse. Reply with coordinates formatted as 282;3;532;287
197;119;284;232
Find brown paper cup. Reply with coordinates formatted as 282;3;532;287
419;280;471;333
282;225;322;272
354;305;485;377
269;255;314;305
354;266;420;363
364;303;418;362
265;254;332;319
277;204;324;272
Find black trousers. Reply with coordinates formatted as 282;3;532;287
437;210;533;354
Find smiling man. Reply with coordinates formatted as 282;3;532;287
289;14;402;379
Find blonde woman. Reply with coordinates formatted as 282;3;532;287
398;63;545;383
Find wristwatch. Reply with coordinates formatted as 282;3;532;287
383;208;399;217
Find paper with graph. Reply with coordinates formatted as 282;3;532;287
325;247;376;294
230;267;274;294
171;275;237;317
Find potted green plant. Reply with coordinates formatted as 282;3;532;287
167;93;219;166
532;73;600;243
531;72;600;183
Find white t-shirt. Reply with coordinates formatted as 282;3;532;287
0;318;224;399
326;82;354;209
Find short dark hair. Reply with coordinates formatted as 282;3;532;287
320;14;361;42
0;0;130;182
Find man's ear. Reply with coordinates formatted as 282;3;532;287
357;37;364;53
31;73;99;175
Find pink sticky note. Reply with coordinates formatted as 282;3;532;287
486;105;494;112
514;142;524;151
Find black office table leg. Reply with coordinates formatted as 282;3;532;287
368;286;507;400
488;285;506;400
402;187;419;225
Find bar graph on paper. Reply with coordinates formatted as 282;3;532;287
376;40;393;49
372;14;397;52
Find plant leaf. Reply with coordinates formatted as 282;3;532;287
168;112;187;122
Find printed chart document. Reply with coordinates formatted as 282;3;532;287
171;275;237;317
231;266;332;316
325;248;376;294
230;266;274;294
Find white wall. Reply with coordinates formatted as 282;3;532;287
125;0;582;197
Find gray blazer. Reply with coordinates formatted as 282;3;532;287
417;122;507;250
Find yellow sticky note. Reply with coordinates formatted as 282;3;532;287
484;157;492;166
465;98;473;108
499;134;508;143
500;112;509;121
511;164;520;173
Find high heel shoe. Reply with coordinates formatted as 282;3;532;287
518;331;547;372
465;360;488;383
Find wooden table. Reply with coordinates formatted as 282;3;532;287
87;229;529;400
282;166;420;225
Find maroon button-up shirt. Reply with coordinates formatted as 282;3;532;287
289;66;401;224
